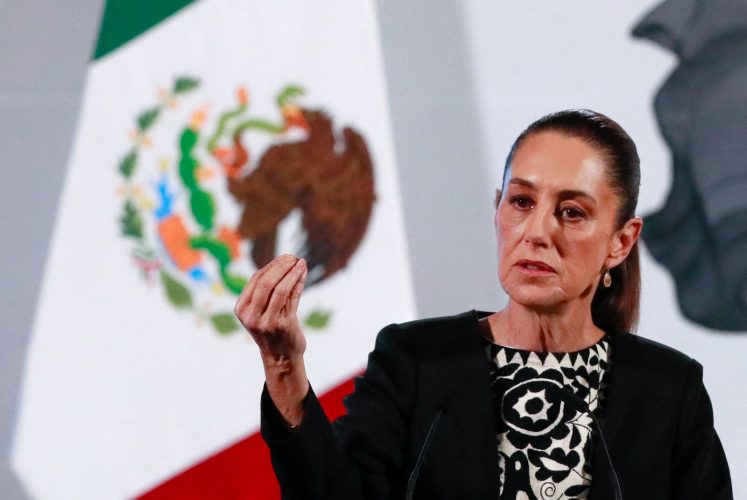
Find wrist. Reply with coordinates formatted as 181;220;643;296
263;354;307;397
261;350;305;376
265;368;309;427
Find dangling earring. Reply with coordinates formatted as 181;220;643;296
603;269;612;288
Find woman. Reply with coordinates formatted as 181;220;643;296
235;110;732;499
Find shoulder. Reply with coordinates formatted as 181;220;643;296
611;330;703;383
612;330;700;365
387;310;477;335
374;310;483;358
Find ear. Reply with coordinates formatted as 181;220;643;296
607;217;643;268
493;189;503;231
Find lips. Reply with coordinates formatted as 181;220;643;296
516;259;556;274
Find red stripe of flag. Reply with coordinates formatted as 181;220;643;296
137;374;358;499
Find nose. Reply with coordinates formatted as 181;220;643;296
523;205;554;247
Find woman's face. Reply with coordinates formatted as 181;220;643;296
495;130;639;311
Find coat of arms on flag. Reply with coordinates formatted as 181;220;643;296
117;77;376;334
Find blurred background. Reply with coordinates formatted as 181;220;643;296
1;0;745;498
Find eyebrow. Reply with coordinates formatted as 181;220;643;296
508;178;597;204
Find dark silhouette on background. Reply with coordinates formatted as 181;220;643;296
633;0;747;331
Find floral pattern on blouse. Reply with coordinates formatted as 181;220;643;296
486;337;611;499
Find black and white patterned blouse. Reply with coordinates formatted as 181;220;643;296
486;336;611;499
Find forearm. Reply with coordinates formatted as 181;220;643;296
261;384;363;500
263;353;309;427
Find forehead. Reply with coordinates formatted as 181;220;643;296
508;131;611;194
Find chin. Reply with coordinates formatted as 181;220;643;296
503;281;566;310
513;295;565;311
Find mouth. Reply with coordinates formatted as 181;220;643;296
515;259;556;275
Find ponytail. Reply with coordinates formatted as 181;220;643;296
591;240;641;333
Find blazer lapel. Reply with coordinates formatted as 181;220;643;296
589;330;642;500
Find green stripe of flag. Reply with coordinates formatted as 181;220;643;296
93;0;196;60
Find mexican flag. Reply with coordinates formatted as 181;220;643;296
11;0;416;498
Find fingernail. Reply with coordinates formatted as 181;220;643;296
281;254;294;262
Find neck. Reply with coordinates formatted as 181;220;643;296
482;299;604;352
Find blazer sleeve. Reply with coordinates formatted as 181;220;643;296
671;361;733;499
260;323;416;500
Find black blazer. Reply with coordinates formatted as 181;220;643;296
261;310;732;499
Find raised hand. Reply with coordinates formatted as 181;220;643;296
235;253;308;361
235;254;309;425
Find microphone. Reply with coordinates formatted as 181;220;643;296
405;408;443;500
545;384;623;500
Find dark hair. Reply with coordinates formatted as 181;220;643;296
503;109;641;333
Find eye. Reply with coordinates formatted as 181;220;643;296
558;206;586;220
510;195;534;210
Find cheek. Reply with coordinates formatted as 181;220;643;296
496;220;521;280
565;236;609;280
495;208;521;244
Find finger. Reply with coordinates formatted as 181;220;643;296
235;254;295;318
235;255;280;313
236;259;273;308
265;258;307;318
236;268;263;310
288;262;308;314
247;254;299;320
